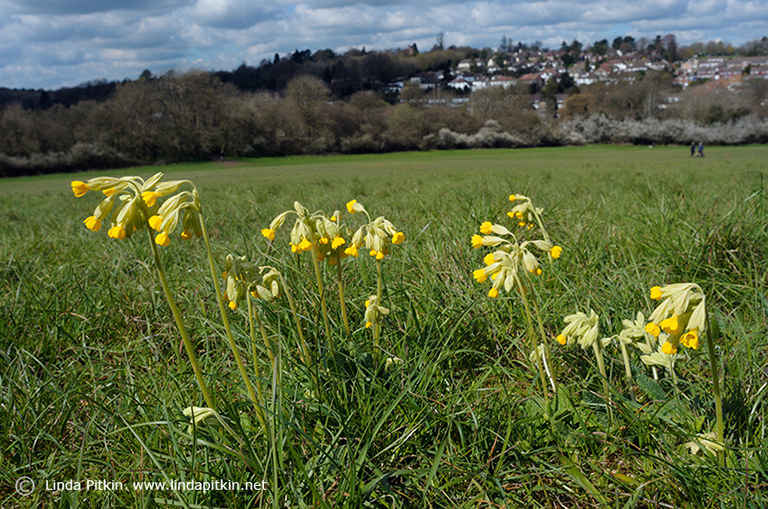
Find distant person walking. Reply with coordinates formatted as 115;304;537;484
690;142;696;157
698;142;705;157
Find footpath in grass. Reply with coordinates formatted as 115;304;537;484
1;145;767;507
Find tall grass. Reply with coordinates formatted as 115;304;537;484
1;145;767;507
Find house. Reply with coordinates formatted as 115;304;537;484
447;77;472;91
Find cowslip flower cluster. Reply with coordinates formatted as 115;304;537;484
507;194;555;243
646;283;705;352
222;255;281;310
556;309;610;349
346;199;405;260
72;173;201;247
262;202;354;264
471;223;561;298
363;295;389;330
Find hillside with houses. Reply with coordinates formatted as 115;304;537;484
2;35;768;176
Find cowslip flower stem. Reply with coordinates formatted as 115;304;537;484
373;259;383;362
514;276;549;399
310;243;334;352
705;312;725;467
246;295;268;429
146;227;215;410
278;272;312;371
592;339;613;424
336;251;351;339
523;271;558;392
619;340;636;401
199;214;259;410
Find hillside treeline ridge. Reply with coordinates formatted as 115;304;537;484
2;37;768;177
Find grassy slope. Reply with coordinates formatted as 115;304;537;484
1;145;767;507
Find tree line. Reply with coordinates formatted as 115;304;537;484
1;36;768;177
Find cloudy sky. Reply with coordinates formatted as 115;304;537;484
0;0;766;90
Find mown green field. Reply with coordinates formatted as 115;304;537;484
2;145;768;508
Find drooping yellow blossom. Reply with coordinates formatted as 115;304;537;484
71;181;90;197
108;225;126;240
650;286;662;300
661;342;677;355
103;187;118;197
83;216;102;232
149;215;163;231
181;230;193;240
551;246;562;259
261;228;276;242
645;322;661;337
480;221;493;235
488;288;499;298
345;245;359;257
660;315;680;335
331;236;346;249
556;334;567;345
297;238;312;252
471;235;484;249
346;199;358;214
155;232;170;247
392;232;405;245
680;329;700;349
473;268;488;283
142;191;160;207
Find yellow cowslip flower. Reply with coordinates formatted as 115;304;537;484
551;246;562;259
681;329;700;349
473;268;488;283
369;249;377;257
319;237;329;245
509;194;516;202
650;286;662;300
660;315;680;335
556;334;567;345
345;245;359;257
297;238;312;252
471;234;484;249
483;252;496;265
488;288;499;298
662;342;677;355
480;221;493;235
392;232;405;245
645;322;661;337
148;215;163;231
155;232;170;247
71;181;90;197
346;199;358;214
141;191;160;207
108;225;126;240
365;321;373;328
331;236;345;249
261;228;276;242
83;216;102;232
518;221;526;228
228;301;238;310
181;230;193;240
534;268;542;276
103;187;118;197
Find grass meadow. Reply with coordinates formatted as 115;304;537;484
2;144;768;508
